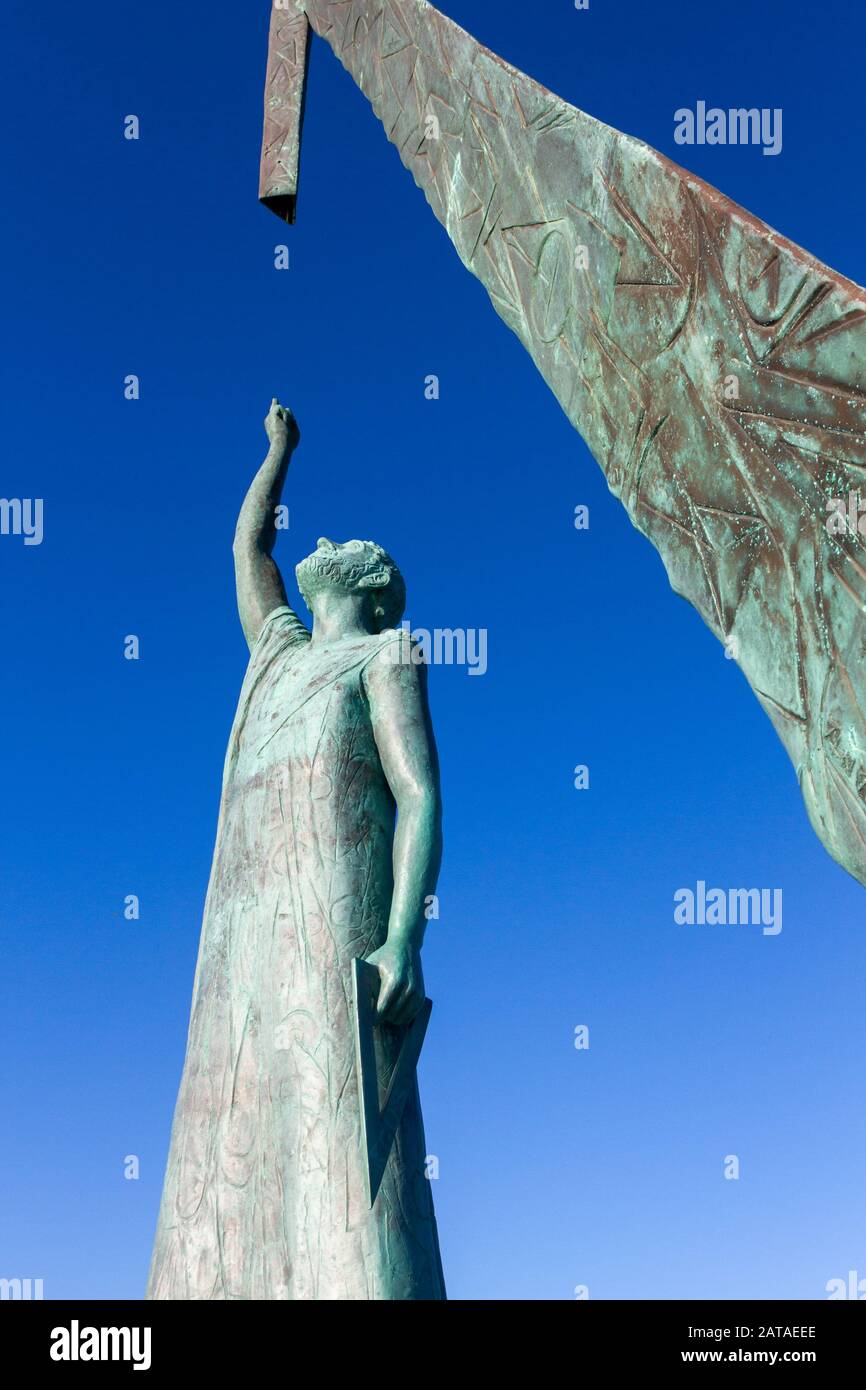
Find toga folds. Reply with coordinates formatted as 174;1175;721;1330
147;607;445;1300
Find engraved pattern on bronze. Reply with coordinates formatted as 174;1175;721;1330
268;1;866;886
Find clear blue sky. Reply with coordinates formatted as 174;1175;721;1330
3;0;865;1301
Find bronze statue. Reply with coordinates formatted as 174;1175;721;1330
147;402;445;1300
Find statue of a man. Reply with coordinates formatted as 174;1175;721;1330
147;401;446;1300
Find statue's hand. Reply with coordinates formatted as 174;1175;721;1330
366;942;425;1027
264;397;300;450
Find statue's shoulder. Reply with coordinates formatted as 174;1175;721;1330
254;605;311;654
359;627;422;679
368;626;412;656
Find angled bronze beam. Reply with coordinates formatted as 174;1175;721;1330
261;0;866;889
259;6;311;223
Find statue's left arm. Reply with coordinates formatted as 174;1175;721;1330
363;638;442;1025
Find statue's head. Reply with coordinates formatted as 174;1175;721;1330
296;537;406;632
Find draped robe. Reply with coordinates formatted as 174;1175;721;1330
147;607;445;1300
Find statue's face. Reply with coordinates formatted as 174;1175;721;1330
296;537;381;604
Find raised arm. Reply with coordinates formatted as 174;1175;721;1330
233;399;302;650
363;637;443;1025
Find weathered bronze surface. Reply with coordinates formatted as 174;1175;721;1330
259;6;311;223
147;403;445;1300
264;1;866;888
353;957;432;1208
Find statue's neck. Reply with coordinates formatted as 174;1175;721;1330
310;594;375;644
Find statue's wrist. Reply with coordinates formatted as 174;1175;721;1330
385;929;421;956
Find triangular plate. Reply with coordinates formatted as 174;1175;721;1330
352;957;432;1207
